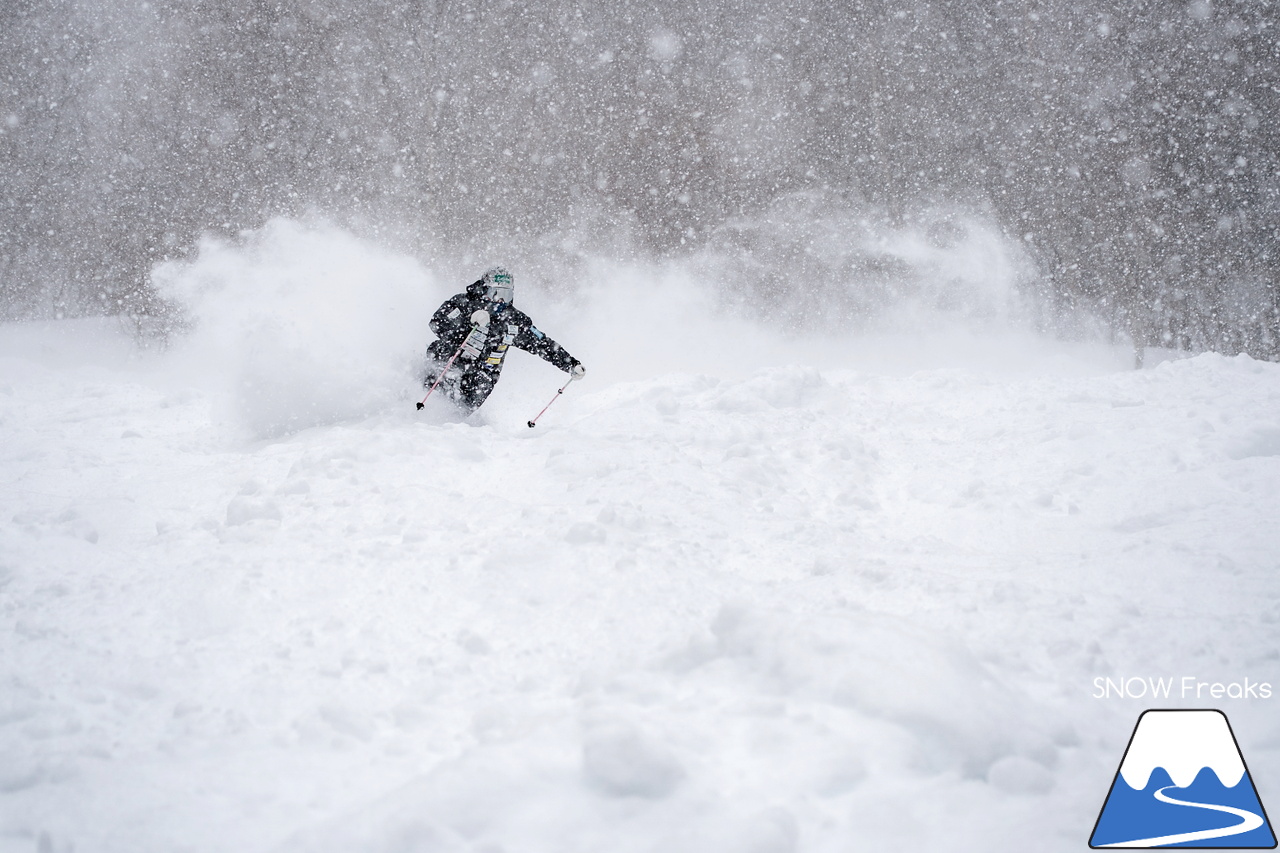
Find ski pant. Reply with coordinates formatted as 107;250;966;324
424;360;498;413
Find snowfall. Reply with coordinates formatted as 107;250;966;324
3;220;1279;853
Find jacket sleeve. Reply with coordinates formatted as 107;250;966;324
513;322;578;372
429;295;472;345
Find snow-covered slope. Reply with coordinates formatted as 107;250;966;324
3;232;1279;853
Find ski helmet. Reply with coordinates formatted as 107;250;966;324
482;267;514;304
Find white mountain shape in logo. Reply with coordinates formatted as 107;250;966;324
1119;710;1246;790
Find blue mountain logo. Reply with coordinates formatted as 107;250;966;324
1091;709;1276;848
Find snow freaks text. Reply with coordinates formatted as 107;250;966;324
1093;677;1274;701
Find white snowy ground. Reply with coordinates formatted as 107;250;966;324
3;224;1280;852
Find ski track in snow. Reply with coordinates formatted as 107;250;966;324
2;318;1280;853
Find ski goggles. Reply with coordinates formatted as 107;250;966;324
485;274;514;304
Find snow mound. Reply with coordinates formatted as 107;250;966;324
272;600;1059;853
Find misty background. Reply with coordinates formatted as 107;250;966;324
1;0;1277;358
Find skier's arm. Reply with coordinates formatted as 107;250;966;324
514;324;579;372
429;295;472;342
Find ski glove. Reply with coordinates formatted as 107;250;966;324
459;323;488;361
570;362;586;379
470;310;490;326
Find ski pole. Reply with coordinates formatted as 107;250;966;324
527;375;577;428
416;337;469;410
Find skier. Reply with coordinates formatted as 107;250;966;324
422;267;585;413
